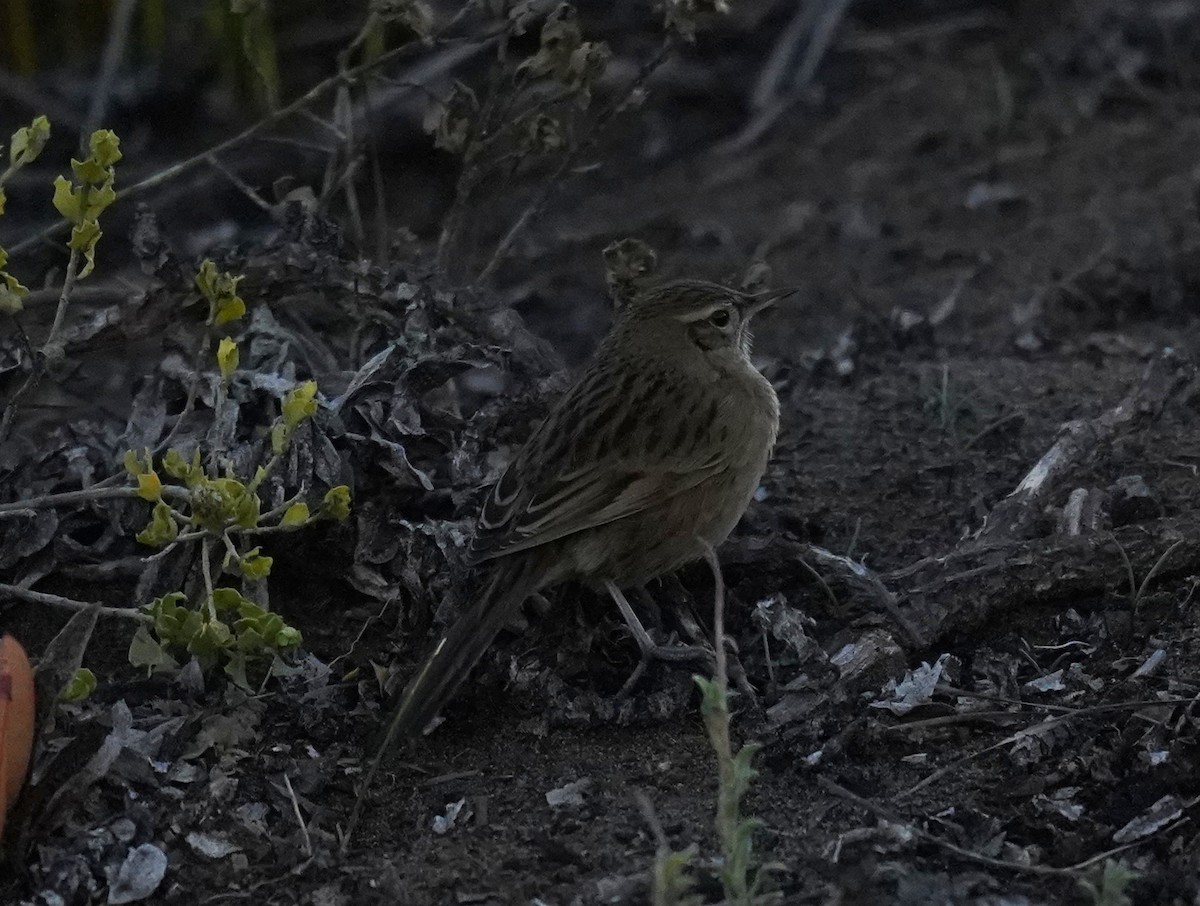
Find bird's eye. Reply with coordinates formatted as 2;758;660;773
709;308;732;328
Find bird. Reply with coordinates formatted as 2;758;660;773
381;278;782;748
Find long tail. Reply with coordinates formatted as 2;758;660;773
375;557;539;752
344;558;541;849
345;559;537;849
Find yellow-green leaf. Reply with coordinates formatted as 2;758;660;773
319;485;351;521
52;175;82;224
245;464;269;495
163;447;204;486
214;295;246;325
233;488;261;529
10;115;51;168
88;129;123;169
146;591;188;625
136;500;179;547
62;667;96;701
69;219;101;249
212;586;249;613
280;502;309;527
194;260;246;325
188;618;233;665
128;625;175;672
72;156;107;185
136;469;163;501
238;548;273;579
282;380;318;427
270;422;289;456
83;178;116;220
195;259;218;298
124;448;155;478
69;221;102;279
217;336;239;380
0;272;28;314
224;650;252;689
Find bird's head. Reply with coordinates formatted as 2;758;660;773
620;279;791;356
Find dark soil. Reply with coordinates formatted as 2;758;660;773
3;2;1200;905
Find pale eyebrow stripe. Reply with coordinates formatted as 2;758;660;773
673;303;723;323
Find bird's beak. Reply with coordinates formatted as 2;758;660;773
738;286;799;320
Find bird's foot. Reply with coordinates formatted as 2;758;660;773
673;600;758;703
605;581;715;698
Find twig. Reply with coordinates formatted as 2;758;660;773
803;544;924;647
144;331;212;462
701;543;728;695
206;155;273;212
200;537;217;621
933;683;1081;715
7;16;501;259
0;582;150;622
973;349;1194;545
80;0;138;150
820;775;1168;879
782;0;854;97
893;697;1189;802
419;769;477;788
1133;538;1185;616
44;247;82;349
327;596;395;674
362;78;391;265
634;788;670;849
0;315;39;449
826;773;1192;878
281;773;313;858
962;411;1024;450
1063;819;1191;873
807;352;1197;685
837;11;999;53
748;0;826;111
0;485;188;517
475;42;671;285
17;285;127;310
845;516;861;559
796;555;841;614
0;235;89;446
721;0;853;155
434;23;516;272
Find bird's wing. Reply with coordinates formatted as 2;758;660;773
467;392;728;564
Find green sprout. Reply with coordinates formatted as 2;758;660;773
693;546;775;905
1079;859;1138;906
196;259;247;325
694;675;768;904
0;115;52;315
122;264;351;687
51;129;121;280
650;844;701;906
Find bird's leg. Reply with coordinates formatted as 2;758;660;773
660;583;760;704
632;586;666;632
605;580;714;698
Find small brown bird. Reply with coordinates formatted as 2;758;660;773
382;278;782;746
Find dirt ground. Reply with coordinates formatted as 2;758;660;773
3;2;1200;905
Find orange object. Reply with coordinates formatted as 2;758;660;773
0;633;35;845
